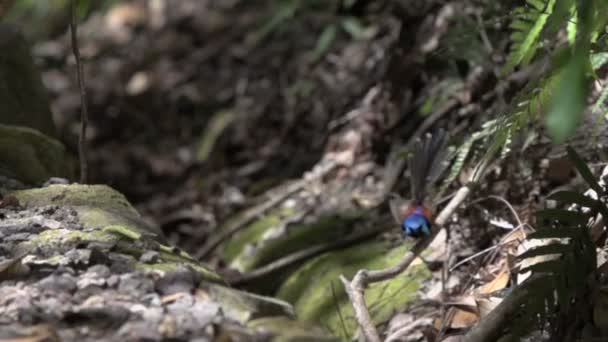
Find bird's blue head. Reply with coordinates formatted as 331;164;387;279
402;211;431;238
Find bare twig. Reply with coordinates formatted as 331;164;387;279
470;195;523;229
70;1;89;184
340;185;471;341
340;274;381;342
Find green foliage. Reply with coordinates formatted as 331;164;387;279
445;0;608;187
439;118;504;195
515;147;601;339
252;0;301;44
545;50;590;142
312;24;338;62
504;0;557;72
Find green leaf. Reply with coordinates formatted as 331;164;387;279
504;0;557;72
544;0;574;35
566;146;603;194
252;0;300;44
518;243;572;260
591;52;608;70
196;110;236;162
312;24;337;62
544;52;589;143
548;190;599;208
341;17;372;40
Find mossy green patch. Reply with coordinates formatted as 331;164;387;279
156;249;223;282
12;184;137;216
224;211;359;273
158;244;198;261
103;225;142;240
277;240;430;339
134;262;220;284
17;228;119;254
12;185;163;237
222;208;287;264
0;124;71;184
236;214;359;273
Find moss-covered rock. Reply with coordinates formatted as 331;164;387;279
277;240;430;339
10;184;223;282
0;124;72;185
13;183;136;216
12;184;162;236
1;199;316;340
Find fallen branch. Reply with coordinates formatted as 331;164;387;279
229;225;384;286
340;185;471;342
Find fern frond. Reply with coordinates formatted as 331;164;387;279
504;0;557;72
437;120;495;195
514;152;599;339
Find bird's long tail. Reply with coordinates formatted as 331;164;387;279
409;129;448;204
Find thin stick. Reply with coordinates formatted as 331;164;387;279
340;185;471;341
470;195;523;229
70;1;89;184
449;224;528;272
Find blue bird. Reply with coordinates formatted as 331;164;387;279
390;130;448;238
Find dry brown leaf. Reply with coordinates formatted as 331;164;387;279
478;268;510;294
500;227;526;245
450;308;479;329
447;295;477;313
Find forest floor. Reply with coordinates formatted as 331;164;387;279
23;0;602;339
38;0;408;254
